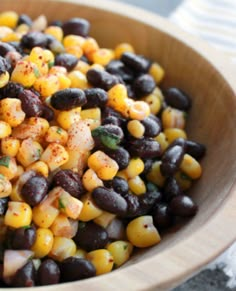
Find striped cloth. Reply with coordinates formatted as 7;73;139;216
169;0;236;64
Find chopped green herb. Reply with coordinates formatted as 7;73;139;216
58;198;65;209
180;172;191;180
0;156;11;168
33;67;40;78
23;225;31;229
48;61;54;69
123;244;128;250
56;127;62;134
92;126;120;150
36;149;42;158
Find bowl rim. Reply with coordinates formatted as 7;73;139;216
3;0;236;289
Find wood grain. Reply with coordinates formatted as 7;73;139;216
1;0;236;290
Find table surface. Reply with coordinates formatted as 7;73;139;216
114;0;233;290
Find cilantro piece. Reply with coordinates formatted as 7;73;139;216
58;198;65;209
123;244;128;250
23;225;31;229
56;127;62;134
48;61;54;69
92;126;120;150
33;67;40;78
0;156;11;168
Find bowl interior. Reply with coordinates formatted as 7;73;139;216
1;0;236;289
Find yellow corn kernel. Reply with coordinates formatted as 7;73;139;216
116;171;128;180
0;26;13;39
74;248;87;259
88;150;119;180
80;108;101;130
87;249;113;275
31;228;54;258
78;192;103;222
43;49;55;66
61;149;89;176
127;120;145;139
57;74;71;90
1;137;20;157
148;62;165;84
33;204;59;228
0;71;10;88
0;11;18;28
0;156;17;180
0;121;11;138
129;101;150;120
107;84;129;115
65;45;83;58
83;37;99;61
142;93;162;115
82;169;104;192
0;98;25;127
10;180;23;202
126;215;161;248
14;165;24;180
11;60;37;87
0;174;12;198
124;158;144;179
164;128;187;144
154;132;169;153
180;154;202;179
128;176;146;195
1;31;21;42
40;143;69;171
45;126;68;145
26;161;49;177
146;161;166;187
68;70;89;89
174;171;192;191
114;43;135;59
63;35;85;48
45;26;63;42
106;241;133;267
57;107;81;130
74;60;90;74
34;74;60;99
49;65;67;75
50;214;75;238
94;211;116;228
29;47;48;76
4;201;32;228
49;236;76;262
15;23;29;34
162;107;186;129
92;48;114;66
17;139;43;167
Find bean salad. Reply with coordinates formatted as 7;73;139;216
0;10;206;287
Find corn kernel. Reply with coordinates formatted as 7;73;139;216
63;35;85;48
127;120;145;138
0;156;17;180
162;107;186;129
34;74;60;99
29;47;48;76
45;26;63;42
4;201;32;228
114;43;135;59
15;23;29;34
0;26;13;39
74;248;87;259
87;249;113;275
106;241;133;267
128;176;146;195
125;158;144;178
129;101;150;120
142;93;162;115
83;37;99;61
65;46;83;58
180;154;202;179
57;107;81;130
57;74;71;89
146;161;166;187
49;236;76;261
94;211;116;228
148;62;165;84
92;48;114;66
33;203;59;228
107;84;129;115
0;98;25;127
68;70;89;89
164;128;187;143
79;192;103;222
174;171;192;191
0;11;18;29
0;121;12;138
45;126;68;145
1;137;20;157
11;60;37;87
0;71;10;88
17;139;43;167
154;132;169;153
0;174;12;198
31;228;54;258
80;108;101;130
50;214;75;238
82;168;104;192
74;60;90;74
26;161;49;177
126;215;161;248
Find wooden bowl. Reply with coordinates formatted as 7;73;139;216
1;0;236;290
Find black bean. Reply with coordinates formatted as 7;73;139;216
121;52;151;72
83;88;108;109
60;257;95;282
55;53;78;71
164;88;192;111
169;195;198;217
17;14;32;26
102;106;126;126
102;115;121;126
133;74;156;98
11;261;36;287
0;81;23;99
7;41;24;54
0;197;8;215
37;259;60;286
19;89;43;117
127;138;161;159
110;177;129;195
143;159;153;175
51;88;87;110
0;42;16;57
0;56;10;74
126;84;136;99
52;170;85;199
185;140;206;160
62;18;90;37
160;145;185;176
152;203;173;229
137;184;162;215
122;192;140;217
141;116;161;137
105;147;130;170
106;60;135;83
21;32;48;49
86;68;119;91
92;187;128;216
41;105;55;121
163;177;183;201
21;175;48;206
74;221;109;251
11;226;36;250
168;137;187;150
